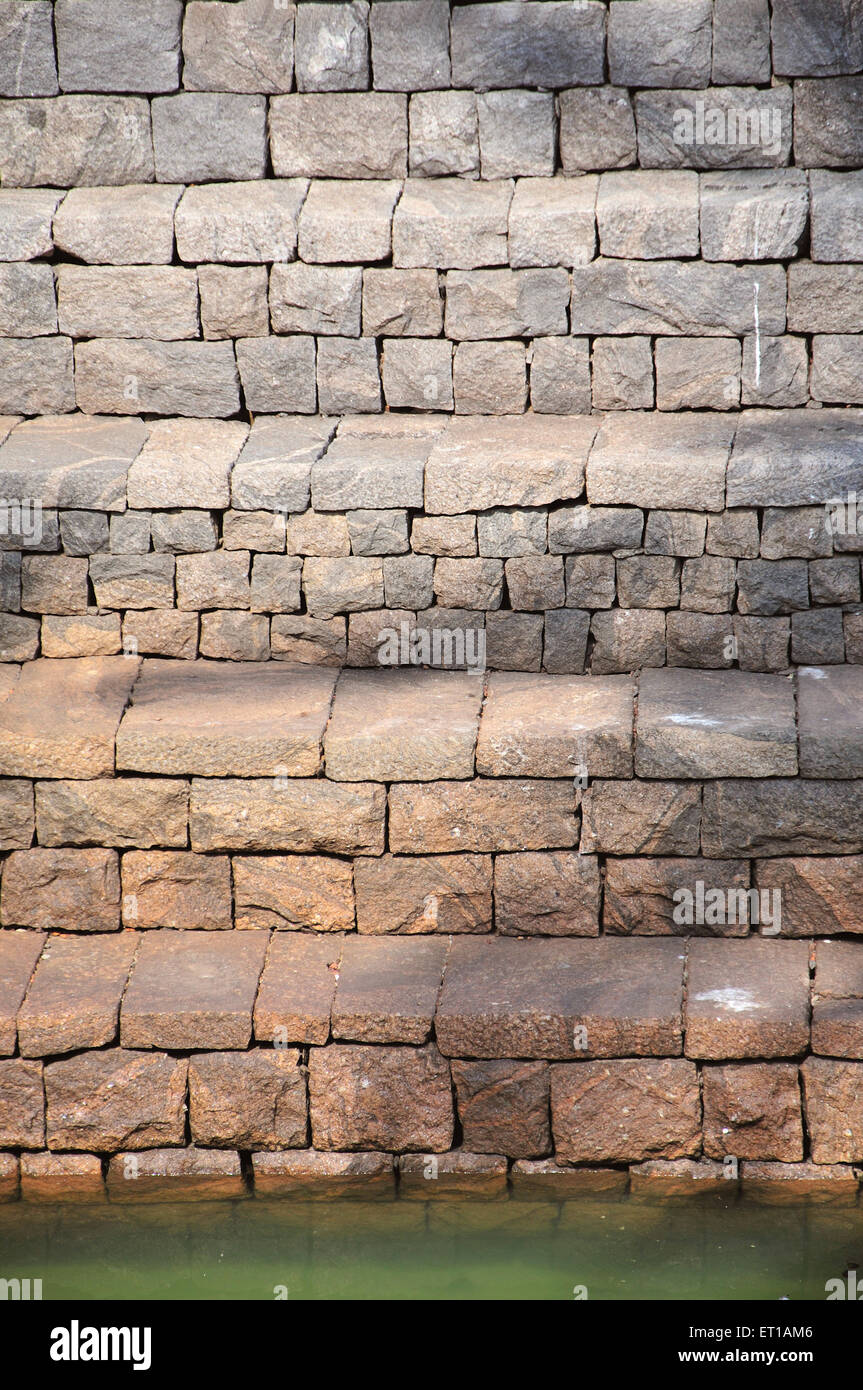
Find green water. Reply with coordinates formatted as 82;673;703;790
1;1192;860;1300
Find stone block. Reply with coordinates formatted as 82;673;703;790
121;930;269;1050
270;93;407;178
152;93;267;182
175;180;308;263
0;97;154;187
44;1050;187;1151
191;778;385;854
388;779;578;854
309;1042;453;1152
17;935;136;1058
55;0;182;93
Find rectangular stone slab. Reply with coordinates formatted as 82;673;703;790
332;937;449;1044
354;853;493;934
424;415;597;515
798;666;863;778
117;660;337;777
121;930;269;1050
254;933;342;1045
550;1059;700;1164
190;778;385;853
0;414;147;510
727;409;863;507
230;415;335;512
35;777;188;847
0;931;45;1055
635;668;797;778
477;672;633;778
755;857;863;935
17;933;137;1057
325;669;483;781
106;1147;244;1202
0;656;139;778
308;1042;453;1152
311;425;438;511
685;939;811;1059
388;779;578;853
580;780;702;855
586;412;734;511
435;937;685;1059
702;780;863;856
44;1050;187;1152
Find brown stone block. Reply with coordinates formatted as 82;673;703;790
18;933;137;1057
702;1063;803;1161
190;778;385;854
629;1159;730;1198
121;930;269;1050
388;779;578;854
35;778;188;848
354;853;492;934
0;779;34;850
398;1150;508;1199
0;930;45;1054
254;933;341;1045
251;1148;394;1197
189;1050;307;1150
581;780;702;855
685;939;810;1059
494;851;600;936
45;1050;187;1152
452;1059;550;1158
232;854;354;931
107;1147;244;1202
1;848;120;932
0;1058;44;1148
20;1152;104;1202
755;858;863;935
332;937;448;1044
812;999;863;1059
121;851;232;930
551;1059;701;1164
510;1160;628;1198
309;1042;453;1152
436;937;684;1059
798;666;863;779
0;656;139;779
742;1160;859;1203
604;857;750;936
0;1153;18;1202
477;673;634;778
702;780;863;857
801;1057;863;1163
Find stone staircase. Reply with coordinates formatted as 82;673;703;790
2;0;863;1202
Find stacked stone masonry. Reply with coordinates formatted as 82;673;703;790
2;410;863;670
0;2;863;417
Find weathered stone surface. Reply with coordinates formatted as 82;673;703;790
312;420;441;513
629;1158;730;1196
53;185;181;264
425;415;595;515
445;268;568;340
494;852;600;938
810;171;863;261
354;854;491;935
702;779;863;857
755;858;863;936
122;610;198;661
254;934;339;1045
333;937;447;1044
0;1059;44;1148
477;673;632;780
394;179;512;270
636;669;797;780
237;336;317;414
21;554;87;615
408;90;478;177
530;338;591;415
608;0;711;87
1;848;120;932
655;337;741;411
299;179;400;263
433;558;502;609
801;1059;863;1163
326;669;482;782
35;778;187;849
117;660;335;776
700;171;808;261
152;93;266;182
200;264;270;336
43;613;119;660
0;263;56;336
572;260;785;336
45;1050;186;1151
549;505;643;555
798;666;863;778
702;1063;803;1161
399;1150;508;1197
371;0;449;90
199;611;270;662
381;339;453;411
0;97;153;186
794;77;863;168
551;1059;700;1163
88;555;174;610
191;778;385;854
589;609;667;675
0;188;62;260
309;1042;453;1152
128;419;247;510
303;556;384;615
182;0;295;93
0;340;73;415
788;262;863;334
271;93;407;178
108;1147;243;1201
20;1152;103;1201
55;0;181;93
252;1147;393;1195
389;779;577;854
604;857;750;937
812;335;863;405
0;1153;18;1200
189;1050;306;1149
75;340;240;417
0;2;58;97
581;781;702;856
233;855;353;932
451;1060;549;1158
508;177;595;271
636;86;793;170
121;852;231;931
686;940;810;1060
0;414;146;511
453;340;527;414
0;657;138;779
0;931;45;1055
345;508;407;558
736;558;809;616
741;334;809;408
712;0;770;83
743;1160;858;1202
451;2;605;89
316;338;380;414
231;416;334;513
438;937;683;1060
730;411;863;509
587;414;734;512
176;181;307;263
121;930;269;1050
270;264;361;336
598;171;698;260
773;0;863;77
477;91;555;179
560;87;636;173
362;268;443;338
17;934;136;1058
295;1;368;90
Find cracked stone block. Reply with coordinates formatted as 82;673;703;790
761;507;835;560
772;0;863;77
346;509;408;556
408;91;478;177
580;780;701;856
446;268;569;340
303;556;384;616
591;337;654;410
189;1050;307;1149
572;259;785;336
655;338;741;411
617;555;680;609
0;1060;44;1148
317;338;380;414
89;555;175;609
271;263;362;336
728;409;863;508
270;93;407;178
362;268;442;337
495;852;600;938
452;1060;550;1159
645;512;706;559
182;0;295;93
700;170;808;261
741;335;809;408
233;854;353;932
295;1;368;91
680;556;736;613
0;188;63;260
603;857;749;937
17;935;137;1058
254;934;340;1044
0;932;45;1054
812;335;863;405
1;848;120;932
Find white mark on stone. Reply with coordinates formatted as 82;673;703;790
694;987;761;1013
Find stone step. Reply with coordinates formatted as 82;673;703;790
2;409;862;671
